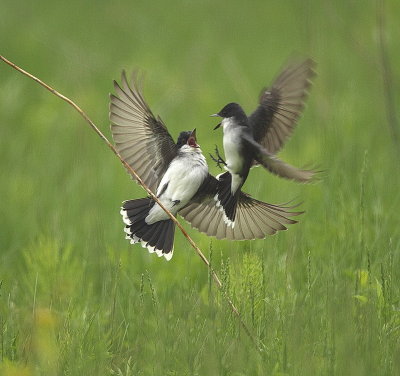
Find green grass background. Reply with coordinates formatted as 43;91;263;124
1;0;399;375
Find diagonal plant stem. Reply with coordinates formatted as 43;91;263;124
0;55;263;352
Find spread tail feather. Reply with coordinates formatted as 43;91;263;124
215;172;239;227
121;198;175;260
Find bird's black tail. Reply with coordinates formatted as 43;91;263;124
121;198;175;260
215;172;239;227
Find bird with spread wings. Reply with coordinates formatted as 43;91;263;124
109;72;301;259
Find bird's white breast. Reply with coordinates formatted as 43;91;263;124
222;118;244;174
146;149;208;224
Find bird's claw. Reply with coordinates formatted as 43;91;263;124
209;145;227;170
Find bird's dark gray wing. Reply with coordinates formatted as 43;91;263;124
241;133;316;183
110;71;178;192
248;59;316;155
179;174;301;240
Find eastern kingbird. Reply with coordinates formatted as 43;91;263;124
110;72;302;259
211;59;317;226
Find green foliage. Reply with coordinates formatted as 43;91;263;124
1;0;400;374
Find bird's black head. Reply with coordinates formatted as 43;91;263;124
217;103;245;118
176;129;199;148
210;102;247;129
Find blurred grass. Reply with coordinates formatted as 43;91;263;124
1;0;400;374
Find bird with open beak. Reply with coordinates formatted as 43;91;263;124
110;71;302;260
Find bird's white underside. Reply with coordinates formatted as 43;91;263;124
145;147;208;224
221;118;245;194
122;146;206;261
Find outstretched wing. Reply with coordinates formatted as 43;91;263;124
110;71;178;192
248;59;316;155
241;132;316;183
179;175;301;240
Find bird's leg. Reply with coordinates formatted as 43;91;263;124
209;145;227;170
214;145;227;167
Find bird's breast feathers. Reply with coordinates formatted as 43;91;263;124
146;152;207;224
163;154;207;201
223;124;245;174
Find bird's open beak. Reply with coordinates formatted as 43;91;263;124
210;114;221;130
188;128;200;148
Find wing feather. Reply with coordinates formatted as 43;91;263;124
179;175;301;240
110;71;178;192
249;59;316;155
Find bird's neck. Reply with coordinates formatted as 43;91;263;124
222;117;247;131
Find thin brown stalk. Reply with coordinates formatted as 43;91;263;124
0;55;262;352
